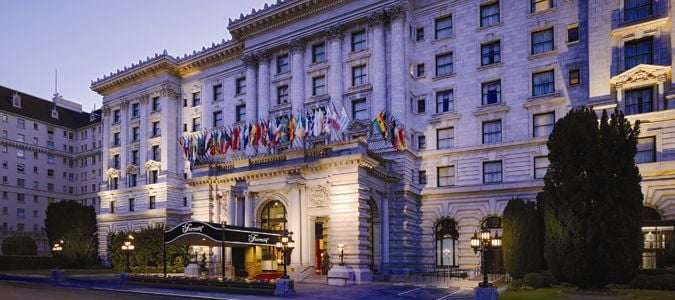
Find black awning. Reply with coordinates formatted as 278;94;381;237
164;221;283;247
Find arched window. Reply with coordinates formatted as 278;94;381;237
481;216;502;229
436;218;459;268
260;200;287;231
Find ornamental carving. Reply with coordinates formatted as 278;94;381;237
126;164;139;174
159;83;181;99
145;160;161;171
308;185;330;208
388;1;408;21
242;53;258;67
346;119;371;134
610;65;670;89
255;49;271;64
326;24;344;40
102;107;111;117
106;168;120;178
368;10;387;26
290;38;305;54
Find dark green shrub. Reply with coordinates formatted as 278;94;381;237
523;272;545;289
0;255;54;270
507;279;523;291
630;274;675;290
542;270;556;287
1;235;37;255
503;198;542;279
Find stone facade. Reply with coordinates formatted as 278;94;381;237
91;0;675;279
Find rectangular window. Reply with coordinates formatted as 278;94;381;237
152;97;160;111
624;0;653;22
533;112;555;137
532;28;554;55
113;110;121;123
437;166;455;187
17;178;24;187
277;54;289;73
569;69;580;85
113;154;120;169
532;70;555;96
192;117;201;132
16;134;25;143
567;25;579;43
183;197;188;207
436;90;454;113
416;27;424;41
183;98;188;107
481;41;501;65
213;84;223;101
483;160;503;183
352;99;368;120
352;65;367;86
17;193;25;203
436;127;454;150
150;170;159;184
17;119;24;128
17;149;24;158
625;87;653;115
277;85;289;104
17;208;25;218
351;30;366;52
625;37;653;70
482;80;502;105
192;92;201;106
531;0;551;13
483;120;502;144
110;200;116;213
417;170;427;184
131;150;139;165
128;174;137;188
152;121;161;136
636;136;656;163
435;16;453;39
534;156;550;179
236;77;246;95
418;135;426;150
132;127;139;142
313;76;326;96
417;98;426;113
213;111;223;128
312;42;326;63
131;103;140;118
416;64;425;77
480;2;500;27
17;163;24;173
149;196;156;209
236;105;246;122
435;53;453;77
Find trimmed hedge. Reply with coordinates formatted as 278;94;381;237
523;272;545;289
0;255;54;270
630;274;675;290
1;236;37;256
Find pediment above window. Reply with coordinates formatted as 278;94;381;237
106;168;120;178
610;64;670;90
145;160;161;171
126;164;139;174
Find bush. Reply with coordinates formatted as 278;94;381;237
503;198;542;279
630;274;675;290
542;270;556;287
2;235;37;256
507;279;523;290
523;272;546;289
0;255;54;270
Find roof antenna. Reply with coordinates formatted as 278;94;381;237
53;68;60;98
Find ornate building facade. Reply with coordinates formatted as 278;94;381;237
91;0;675;280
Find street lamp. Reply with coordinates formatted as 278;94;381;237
121;234;135;273
337;243;345;266
275;230;295;279
52;239;64;269
471;229;502;288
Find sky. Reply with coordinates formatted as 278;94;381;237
0;0;272;111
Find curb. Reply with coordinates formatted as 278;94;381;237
90;287;241;300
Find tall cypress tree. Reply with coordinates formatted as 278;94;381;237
502;198;542;279
45;201;98;267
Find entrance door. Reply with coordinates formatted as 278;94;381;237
314;219;327;274
232;248;246;277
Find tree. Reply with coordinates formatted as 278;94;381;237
109;226;190;273
44;201;98;267
1;235;37;255
502;198;542;279
540;107;642;288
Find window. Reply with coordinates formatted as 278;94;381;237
417;98;426;113
17;208;25;218
625;37;653;70
416;27;424;41
149;196;156;209
532;28;554;55
236;105;246;122
352;65;367;86
150;170;159;184
152;145;160;161
17;119;25;129
192;117;201;132
110;177;118;190
16;149;24;158
17;193;25;203
212;84;223;101
418;135;426;150
183;197;188;207
113;109;121;123
567;25;579;43
128;174;137;188
277;85;289;104
437;166;455;187
313;76;326;96
437;127;454;149
277;54;289;73
481;41;501;65
483;160;503;183
48;183;54;191
624;0;653;22
482;80;502;105
17;223;25;231
1;114;6;122
352;99;368;120
152;97;160;111
113;132;120;146
418;170;427;184
636;136;656;163
209;111;222;129
17;164;24;173
2;207;6;215
152;121;161;136
416;64;425;77
17;178;24;187
480;2;500;27
436;219;459;268
183;98;188;107
625;87;653;115
436;90;454;113
533;112;555;137
435;53;453;77
351;30;366;52
312;42;326;63
48;169;54;177
113;154;120;169
192;92;201;106
110;200;116;213
534;156;549;179
483;120;502;144
131;150;139;165
131;103;140;118
16;134;25;143
435;16;453;39
132;127;139;142
569;69;580;85
236;78;246;95
532;70;555;96
183;123;188;132
531;0;551;13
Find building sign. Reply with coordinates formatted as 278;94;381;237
164;221;282;246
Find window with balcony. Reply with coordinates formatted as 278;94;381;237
438;166;455;187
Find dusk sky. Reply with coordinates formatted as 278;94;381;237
0;0;272;110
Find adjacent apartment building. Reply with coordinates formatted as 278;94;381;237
90;0;675;281
0;86;101;254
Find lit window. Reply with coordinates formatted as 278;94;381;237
530;0;551;13
569;69;580;85
636;136;656;163
534;156;549;179
533;112;555;138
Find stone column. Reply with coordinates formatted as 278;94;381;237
138;96;148;176
286;176;304;273
243;54;258;122
381;194;390;266
119;101;129;186
159;85;180;177
101;107;110;180
257;50;271;120
244;191;254;227
389;4;407;123
327;25;344;110
290;39;305;113
369;11;387;116
300;187;310;266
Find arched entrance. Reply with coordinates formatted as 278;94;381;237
641;206;675;270
481;216;504;274
435;218;459;268
258;200;287;273
366;198;381;273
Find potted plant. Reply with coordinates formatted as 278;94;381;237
321;250;330;275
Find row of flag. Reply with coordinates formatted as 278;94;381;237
371;111;407;151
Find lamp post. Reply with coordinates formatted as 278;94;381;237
51;239;64;269
470;228;502;288
121;234;135;273
275;230;295;279
337;243;345;266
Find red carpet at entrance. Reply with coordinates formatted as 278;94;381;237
254;272;283;281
